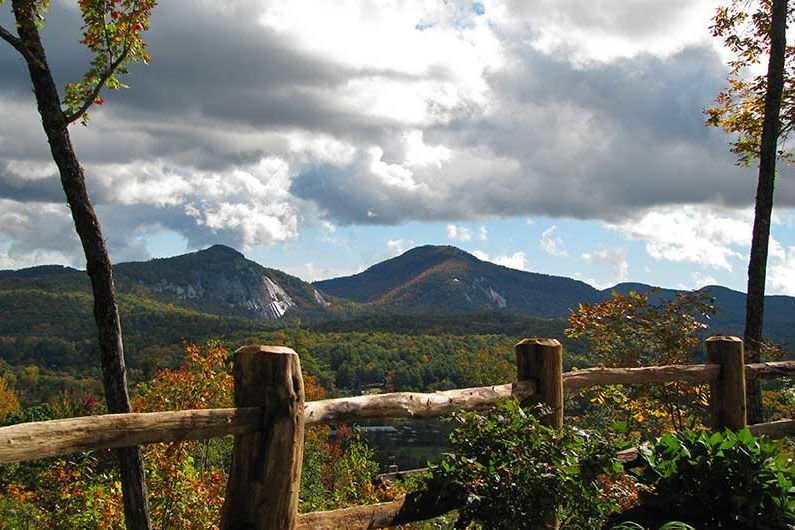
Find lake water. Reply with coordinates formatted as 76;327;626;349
354;417;453;472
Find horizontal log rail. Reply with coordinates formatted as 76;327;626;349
0;337;793;530
0;381;535;465
748;418;795;437
297;482;459;530
562;363;720;391
304;380;535;424
2;359;793;466
0;407;262;465
745;360;795;379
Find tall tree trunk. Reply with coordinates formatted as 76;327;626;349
11;2;152;528
744;0;788;425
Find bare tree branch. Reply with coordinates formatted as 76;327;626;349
0;23;34;62
63;46;130;125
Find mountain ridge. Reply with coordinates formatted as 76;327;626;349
2;244;795;346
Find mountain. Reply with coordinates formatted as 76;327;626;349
315;245;603;317
316;246;795;347
114;244;334;320
2;244;795;347
0;245;334;321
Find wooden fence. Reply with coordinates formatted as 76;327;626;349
0;336;794;529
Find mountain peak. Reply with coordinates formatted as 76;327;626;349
199;244;244;259
397;244;479;262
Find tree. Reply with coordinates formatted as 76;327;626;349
706;0;791;424
566;290;715;433
0;1;156;528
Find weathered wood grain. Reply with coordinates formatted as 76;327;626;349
562;364;720;392
749;418;795;438
745;360;795;379
0;407;260;464
221;345;305;530
297;484;459;530
707;336;747;430
304;380;536;425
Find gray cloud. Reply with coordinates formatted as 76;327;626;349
0;0;790;265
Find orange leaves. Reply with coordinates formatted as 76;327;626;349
134;342;233;413
63;0;157;124
567;290;716;433
566;289;714;368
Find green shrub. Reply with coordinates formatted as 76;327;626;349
433;400;622;529
640;428;795;528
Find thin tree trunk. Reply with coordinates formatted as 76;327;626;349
744;0;788;425
11;2;152;528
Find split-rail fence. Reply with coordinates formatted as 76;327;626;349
0;336;794;529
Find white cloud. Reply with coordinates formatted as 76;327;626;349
447;224;472;242
282;261;360;282
5;160;58;181
403;129;453;168
473;249;529;271
677;271;719;291
386;239;414;257
540;224;567;256
6;0;795;277
479;226;488;240
500;0;716;64
581;247;629;286
260;0;504;119
607;206;753;271
769;246;795;296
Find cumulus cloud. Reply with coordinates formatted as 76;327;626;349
500;0;716;63
677;271;719;291
473;249;529;271
606;205;751;271
447;224;472;242
3;0;793;268
386;239;414;257
581;247;629;286
769;246;795;296
540;225;567;256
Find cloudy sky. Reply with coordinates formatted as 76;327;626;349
1;0;794;294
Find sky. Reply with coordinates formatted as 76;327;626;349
1;0;795;295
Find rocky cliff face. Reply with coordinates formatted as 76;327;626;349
115;245;328;320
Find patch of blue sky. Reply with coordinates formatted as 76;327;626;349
471;2;485;16
142;229;188;260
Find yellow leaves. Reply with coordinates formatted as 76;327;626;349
707;0;795;165
0;375;20;423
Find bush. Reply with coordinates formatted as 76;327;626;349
433;400;622;529
639;428;795;528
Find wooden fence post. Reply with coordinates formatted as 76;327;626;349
221;345;305;530
515;338;564;428
515;338;563;530
706;336;747;430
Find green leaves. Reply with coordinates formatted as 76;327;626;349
433;401;623;529
640;428;795;527
62;0;157;124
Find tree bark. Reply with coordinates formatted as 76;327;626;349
744;0;788;424
10;2;152;528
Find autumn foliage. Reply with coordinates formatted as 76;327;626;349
566;290;715;434
0;341;385;528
